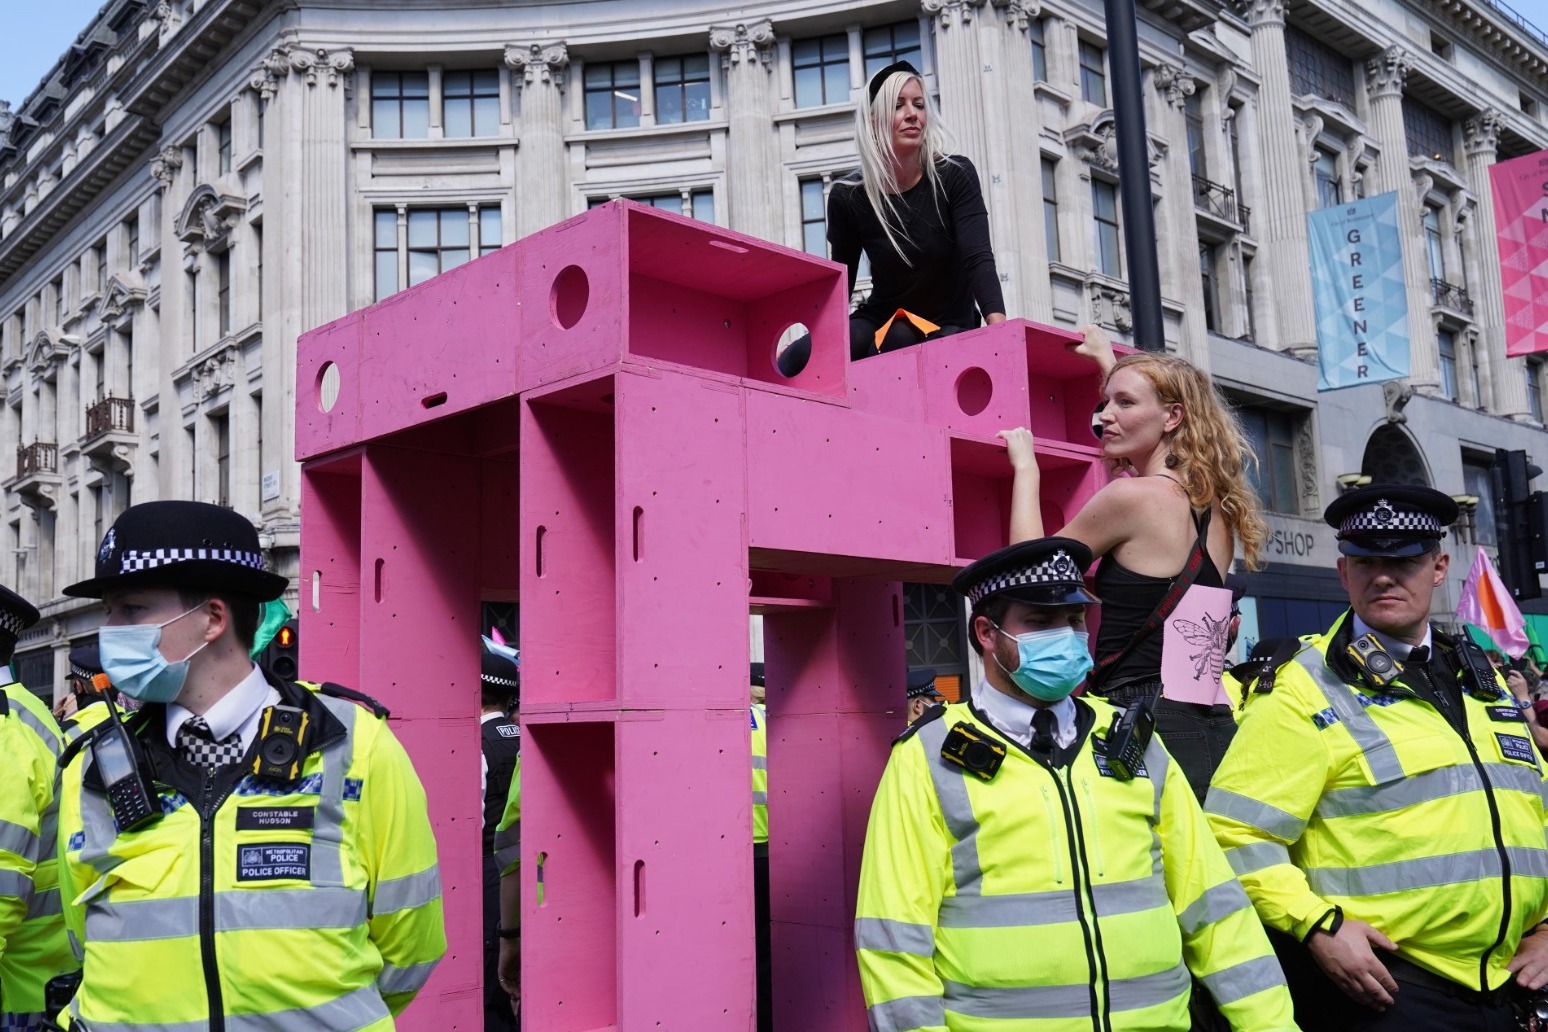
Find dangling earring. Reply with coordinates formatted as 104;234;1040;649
1164;453;1179;469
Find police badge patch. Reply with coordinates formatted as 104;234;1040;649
98;527;116;568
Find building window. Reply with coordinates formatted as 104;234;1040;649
93;241;106;296
443;70;500;137
254;226;263;319
584;61;641;130
214;414;231;508
1200;245;1219;333
654;55;711;125
216;119;232;175
1463;458;1497;546
1238;405;1299;514
1467;335;1483;408
1079;41;1107;106
408;208;471;286
479;207;501;256
1313;148;1341;209
217;251;231;337
1092;179;1121;276
793;33;849;109
125;216;139;269
1286;26;1355;108
1243;256;1257;341
1029;19;1047;83
1530;359;1544;422
800;179;827;256
862;21;923;80
187;271;198;348
1404;99;1454;163
372;72;430;139
53;276;65;324
1437;328;1458;402
374;205;502;301
1184;91;1205;177
374;210;398;302
904;583;967;692
589;191;715;223
1041;159;1060;262
1422;204;1446;282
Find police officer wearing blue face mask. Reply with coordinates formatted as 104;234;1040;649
855;537;1297;1032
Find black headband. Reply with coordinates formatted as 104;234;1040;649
867;60;921;103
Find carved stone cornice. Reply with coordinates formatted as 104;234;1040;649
290;47;355;89
1365;47;1411;101
1297;112;1324;160
149;145;182;190
990;0;1040;31
100;272;148;330
1235;0;1285;29
921;0;988;29
249;48;291;102
1088;280;1134;333
1464;108;1503;158
504;42;571;86
1153;64;1195;108
188;344;241;401
175;184;248;253
1066;117;1119;172
708;22;776;70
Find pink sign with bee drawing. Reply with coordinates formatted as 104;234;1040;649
1161;583;1235;705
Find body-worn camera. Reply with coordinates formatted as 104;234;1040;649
1095;695;1156;781
1347;633;1403;690
253;705;311;782
940;722;1006;782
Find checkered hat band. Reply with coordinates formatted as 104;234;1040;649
968;554;1083;606
1339;508;1444;537
0;608;26;636
482;674;519;687
70;663;93;679
118;547;265;573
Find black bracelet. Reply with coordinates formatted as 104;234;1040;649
497;927;520;940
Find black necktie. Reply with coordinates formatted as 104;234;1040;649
1032;709;1057;754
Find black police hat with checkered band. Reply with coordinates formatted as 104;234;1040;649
1323;483;1458;559
68;643;103;681
63;500;287;601
951;537;1100;609
906;668;942;700
0;583;40;660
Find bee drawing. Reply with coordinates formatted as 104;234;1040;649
1170;611;1232;684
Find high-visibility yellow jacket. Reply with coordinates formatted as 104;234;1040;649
494;757;521;878
0;681;74;1029
56;675;446;1030
1206;612;1548;991
59;702;110;745
856;695;1297;1032
751;703;769;847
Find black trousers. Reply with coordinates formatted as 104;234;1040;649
483;853;517;1032
755;848;772;1032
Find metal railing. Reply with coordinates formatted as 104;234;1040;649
1192;174;1241;225
1431;278;1475;318
16;441;56;477
85;395;135;439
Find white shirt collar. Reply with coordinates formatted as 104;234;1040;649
480;710;504;724
167;663;279;753
971;679;1078;750
1351;613;1431;661
0;664;11;685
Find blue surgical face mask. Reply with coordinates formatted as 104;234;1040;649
98;605;210;704
993;625;1093;702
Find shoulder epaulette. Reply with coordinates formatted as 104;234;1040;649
893;701;945;745
315;681;391;720
1229;637;1308;707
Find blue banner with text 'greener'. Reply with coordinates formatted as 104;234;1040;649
1309;191;1409;391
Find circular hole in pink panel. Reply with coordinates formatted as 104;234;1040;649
317;361;341;413
773;322;812;378
956;366;993;416
550;265;589;330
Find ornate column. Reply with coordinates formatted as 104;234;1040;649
709;21;781;242
924;0;989;169
1364;47;1440;392
506;43;570;237
1152;63;1208;365
1239;0;1317;357
975;0;1041;319
1463;109;1529;418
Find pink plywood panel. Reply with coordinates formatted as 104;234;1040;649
295;312;363;461
948;434;1105;563
521;719;618;1031
515;208;630;392
478;457;520;597
616;710;754;1028
745;280;850;398
745;390;953;569
919;326;1034;438
298;452;363;688
355;248;523;444
845;346;927;424
615;371;749;710
1021;322;1111;446
520;376;618;709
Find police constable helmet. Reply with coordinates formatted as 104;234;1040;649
951;537;1100;609
1323;484;1458;559
0;584;40;663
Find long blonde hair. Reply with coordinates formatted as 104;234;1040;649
1105;353;1269;570
843;70;954;264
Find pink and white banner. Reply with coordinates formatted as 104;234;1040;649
1491;150;1548;357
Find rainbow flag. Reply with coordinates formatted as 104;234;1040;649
1456;546;1530;656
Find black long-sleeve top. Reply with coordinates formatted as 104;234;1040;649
826;155;1006;329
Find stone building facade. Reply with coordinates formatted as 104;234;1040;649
3;0;1548;694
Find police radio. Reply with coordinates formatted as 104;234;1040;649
1346;633;1403;690
253;705;310;782
1096;694;1156;781
90;697;160;833
940;722;1006;781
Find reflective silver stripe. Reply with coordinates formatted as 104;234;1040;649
26;886;60;919
854;917;934;956
225;984;391;1031
1317;762;1540;819
492;823;520;854
68;928;83;963
1178;879;1253;937
87;887;369;940
86;895;197;941
917;716;982;895
751;791;768;806
1304;657;1405;782
11;705;62;759
372;866;441;917
944;963;1188;1019
938;875;1169;929
377;958;439;995
77;759;125;878
0;867;33;901
312;696;359;888
868;994;946;1032
1205;788;1306;841
1307;845;1548;897
38;796;59;864
1226;840;1292;878
751;756;767;770
0;817;40;862
494;840;520;873
1198;953;1286;1006
1144;737;1169;823
66;1015;207;1032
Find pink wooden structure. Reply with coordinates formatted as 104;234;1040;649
293;201;1106;1030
